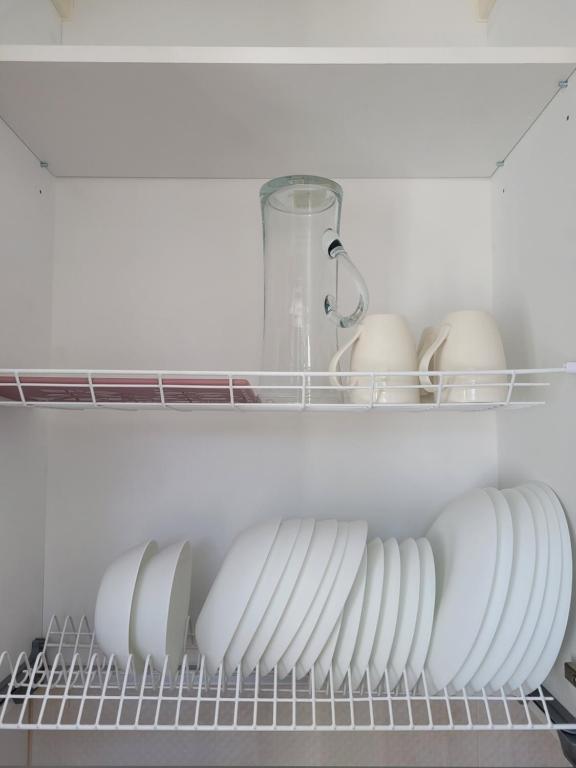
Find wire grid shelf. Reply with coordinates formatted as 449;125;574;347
0;366;573;412
0;617;573;732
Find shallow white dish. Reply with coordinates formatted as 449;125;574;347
295;520;367;680
405;538;435;691
425;488;498;694
368;538;401;690
224;518;301;678
522;483;571;693
242;519;315;678
451;488;513;692
196;519;281;676
314;614;343;689
488;485;549;693
350;538;385;690
332;551;367;691
470;488;536;692
260;519;338;676
280;522;348;679
505;485;561;693
387;538;421;690
132;540;193;676
94;540;158;669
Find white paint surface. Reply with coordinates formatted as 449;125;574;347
0;111;52;762
61;0;487;47
43;177;496;623
0;49;573;178
493;80;576;711
0;116;51;652
489;0;576;46
0;0;61;44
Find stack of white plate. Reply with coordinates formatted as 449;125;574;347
195;519;437;690
96;480;569;693
424;482;572;695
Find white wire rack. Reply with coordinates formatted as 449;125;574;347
0;366;574;412
0;617;573;732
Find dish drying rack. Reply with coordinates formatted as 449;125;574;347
0;617;573;733
0;366;574;412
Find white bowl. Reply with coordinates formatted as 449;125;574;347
332;551;367;690
424;489;498;694
260;519;338;677
450;488;513;693
350;538;384;690
295;520;367;680
369;538;400;690
132;540;193;675
242;519;315;678
387;538;421;690
278;522;348;680
224;518;302;678
196;519;280;676
94;540;158;668
471;488;535;692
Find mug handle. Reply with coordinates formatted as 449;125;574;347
418;324;451;394
329;326;364;388
322;229;369;329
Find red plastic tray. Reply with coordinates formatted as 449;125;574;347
0;376;259;405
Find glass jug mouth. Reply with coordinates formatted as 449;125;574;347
260;175;342;215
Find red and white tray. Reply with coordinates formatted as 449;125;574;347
0;374;259;405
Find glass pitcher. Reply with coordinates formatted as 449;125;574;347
260;175;369;399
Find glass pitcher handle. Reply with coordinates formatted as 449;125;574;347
323;229;369;329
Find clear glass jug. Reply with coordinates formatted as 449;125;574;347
260;176;369;396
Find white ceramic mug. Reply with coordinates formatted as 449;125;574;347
329;314;419;404
418;310;507;403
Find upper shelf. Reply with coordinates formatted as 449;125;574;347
0;46;575;178
0;366;572;413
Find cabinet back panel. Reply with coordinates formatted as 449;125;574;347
44;178;496;622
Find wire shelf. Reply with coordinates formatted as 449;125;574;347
0;617;573;732
0;367;573;412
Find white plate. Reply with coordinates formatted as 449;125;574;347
405;538;435;691
295;520;367;679
223;518;302;678
94;540;158;669
451;488;513;692
332;551;367;691
523;483;572;692
368;538;401;690
350;538;385;690
424;489;498;694
195;519;281;676
387;538;421;690
242;519;315;678
505;485;562;693
260;519;338;676
470;488;536;692
488;486;549;693
279;522;348;679
314;614;343;689
132;540;193;676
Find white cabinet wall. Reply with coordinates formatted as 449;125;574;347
494;77;576;717
0;114;52;768
0;117;51;664
43;177;496;625
0;0;61;44
0;2;576;767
